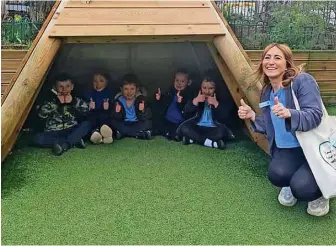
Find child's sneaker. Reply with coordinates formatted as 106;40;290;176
90;130;102;144
182;136;193;145
278;186;297;207
74;139;86;149
307;197;330;216
52;142;70;156
115;130;123;140
144;130;152;140
215;140;226;150
100;125;113;144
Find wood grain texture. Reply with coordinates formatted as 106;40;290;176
1;1;64;162
63;35;215;43
1;50;26;59
208;43;269;154
56;8;219;25
66;1;210;8
51;24;224;36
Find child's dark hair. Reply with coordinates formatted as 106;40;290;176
175;68;189;77
55;72;73;84
202;75;216;87
122;73;139;87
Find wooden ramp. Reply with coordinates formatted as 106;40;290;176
1;0;266;162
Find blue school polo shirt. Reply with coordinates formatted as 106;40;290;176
197;102;216;127
165;92;184;124
119;96;137;122
270;88;300;148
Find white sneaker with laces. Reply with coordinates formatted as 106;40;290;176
307;196;330;217
278;186;297;207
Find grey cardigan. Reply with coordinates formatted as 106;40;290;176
251;72;323;156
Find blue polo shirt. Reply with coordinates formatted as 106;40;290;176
119;96;137;122
165;91;184;124
197;102;216;127
270;88;300;148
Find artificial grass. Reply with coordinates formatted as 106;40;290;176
326;104;336;115
2;136;336;245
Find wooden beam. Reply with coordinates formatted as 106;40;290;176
207;43;269;154
56;8;219;25
1;1;65;162
50;24;224;37
66;1;210;8
64;35;215;43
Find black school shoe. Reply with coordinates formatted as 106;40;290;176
136;130;152;140
215;140;227;150
74;139;86;149
52;142;70;156
115;130;123;140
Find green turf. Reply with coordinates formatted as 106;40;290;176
2;136;336;245
326;104;336;115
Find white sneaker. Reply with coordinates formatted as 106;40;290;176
90;131;103;144
307;197;330;217
278;187;297;207
100;125;113;144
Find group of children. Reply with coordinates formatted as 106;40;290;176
34;69;235;155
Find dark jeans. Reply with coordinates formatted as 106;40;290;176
110;119;152;137
268;146;322;201
87;111;110;130
34;121;91;147
179;121;231;144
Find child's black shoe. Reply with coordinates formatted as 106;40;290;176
144;130;152;140
52;144;63;156
182;136;193;145
115;130;123;140
216;140;226;150
52;143;70;156
74;139;86;149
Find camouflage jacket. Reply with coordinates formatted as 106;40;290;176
37;96;89;132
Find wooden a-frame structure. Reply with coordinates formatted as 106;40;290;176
1;0;268;161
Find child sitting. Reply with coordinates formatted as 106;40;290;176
153;69;194;140
110;74;152;140
34;73;91;156
84;72;114;144
178;76;235;149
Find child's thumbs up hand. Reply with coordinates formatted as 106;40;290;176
193;90;205;106
156;88;161;101
271;96;291;118
103;98;109;110
89;97;95;110
115;102;121;113
139;100;145;111
177;90;183;103
238;99;255;121
207;93;219;108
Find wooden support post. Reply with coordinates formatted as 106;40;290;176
1;1;66;162
207;43;269;153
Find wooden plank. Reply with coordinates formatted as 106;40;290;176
305;61;336;70
51;24;224;36
322;96;336;104
66;1;210;8
309;70;336;81
1;1;64;162
1;84;9;94
1;59;23;72
318;81;336;90
56;8;219;25
64;35;215;43
1;50;27;59
1;1;61;104
1;72;15;84
208;42;269;154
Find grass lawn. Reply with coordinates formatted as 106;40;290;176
327;104;336;115
2;135;335;245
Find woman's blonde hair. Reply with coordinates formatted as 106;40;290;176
254;43;304;91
